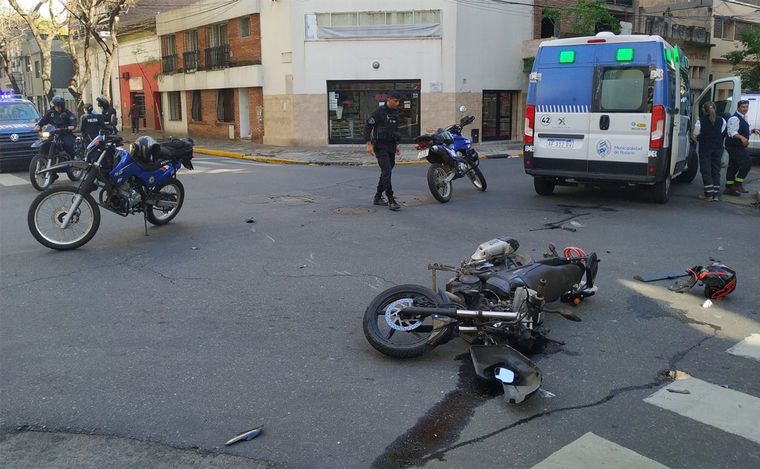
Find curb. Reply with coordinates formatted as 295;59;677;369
194;147;522;167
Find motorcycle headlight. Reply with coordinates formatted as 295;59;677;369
41;131;51;138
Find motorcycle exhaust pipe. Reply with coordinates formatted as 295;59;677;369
402;306;519;320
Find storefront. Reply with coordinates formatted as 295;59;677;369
482;90;517;141
327;80;421;144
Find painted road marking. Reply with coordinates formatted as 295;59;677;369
644;375;760;444
726;333;760;362
531;432;668;469
0;173;29;187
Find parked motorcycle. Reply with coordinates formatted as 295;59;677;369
29;125;86;191
363;236;599;404
27;133;194;250
415;112;486;202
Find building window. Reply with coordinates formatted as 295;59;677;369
209;23;228;47
191;90;202;121
161;35;177;73
168;91;182;121
34;60;40;78
239;17;250;37
316;10;440;26
184;30;199;71
735;21;756;41
217;89;234;122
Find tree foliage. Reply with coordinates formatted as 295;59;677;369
724;28;760;90
566;0;621;36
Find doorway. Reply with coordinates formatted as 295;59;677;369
239;88;250;139
482;90;515;141
130;92;146;128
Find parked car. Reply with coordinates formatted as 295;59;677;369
0;94;41;172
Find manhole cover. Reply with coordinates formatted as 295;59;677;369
269;194;316;204
334;207;375;215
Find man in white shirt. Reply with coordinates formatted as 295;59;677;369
723;100;758;196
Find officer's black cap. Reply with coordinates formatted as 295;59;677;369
387;90;402;100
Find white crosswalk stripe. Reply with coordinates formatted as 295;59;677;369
644;374;760;444
0;173;29;187
726;333;760;362
531;432;668;469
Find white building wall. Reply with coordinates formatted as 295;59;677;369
156;0;261;35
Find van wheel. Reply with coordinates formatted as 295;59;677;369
650;175;670;204
534;177;555;196
675;146;699;183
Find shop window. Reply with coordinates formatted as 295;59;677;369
217;89;234;122
168;92;182;121
191;90;202;121
240;17;250;37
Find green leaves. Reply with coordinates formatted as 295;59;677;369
724;28;760;90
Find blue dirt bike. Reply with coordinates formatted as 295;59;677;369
415;110;486;203
27;133;194;250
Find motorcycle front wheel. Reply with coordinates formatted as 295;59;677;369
427;164;452;203
28;186;100;250
29;155;55;191
467;165;487;191
146;179;184;226
363;284;444;359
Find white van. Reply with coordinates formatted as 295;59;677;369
695;77;760;157
523;32;747;203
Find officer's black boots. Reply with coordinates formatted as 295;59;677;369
373;194;388;206
388;196;400;211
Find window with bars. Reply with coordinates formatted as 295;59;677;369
216;89;234;123
191;90;202;121
316;10;440;26
168;92;182;121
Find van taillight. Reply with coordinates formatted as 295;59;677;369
524;104;535;145
650;105;665;149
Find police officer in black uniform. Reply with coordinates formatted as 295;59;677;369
692;101;726;201
96;96;118;134
364;90;402;211
35;96;77;157
79;102;102;142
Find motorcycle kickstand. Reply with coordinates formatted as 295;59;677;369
143;210;149;236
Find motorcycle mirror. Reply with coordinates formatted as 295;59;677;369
494;367;515;384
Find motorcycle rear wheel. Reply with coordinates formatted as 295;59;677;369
427;164;452;203
467;166;487;191
28;186;100;250
363;284;444;359
146;179;184;226
29;155;54;192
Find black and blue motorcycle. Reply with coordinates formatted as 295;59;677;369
415;109;486;203
28;125;86;191
27;133;194;250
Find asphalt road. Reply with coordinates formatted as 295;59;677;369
1;156;759;468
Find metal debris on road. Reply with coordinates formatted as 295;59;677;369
191;246;200;250
634;271;689;282
225;425;263;446
538;388;556;398
667;388;691;394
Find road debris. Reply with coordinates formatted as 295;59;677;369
538;388;556;398
667;388;691;395
225;425;263;446
191;246;200;251
702;299;713;308
246;218;256;224
635;271;688;282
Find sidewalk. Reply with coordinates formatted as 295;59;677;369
120;129;523;166
124;129;759;209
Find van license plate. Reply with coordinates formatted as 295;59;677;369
546;138;574;149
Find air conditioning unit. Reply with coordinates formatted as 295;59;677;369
122;72;130;80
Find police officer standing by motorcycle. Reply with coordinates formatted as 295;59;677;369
34;96;77;157
364;90;402;211
78;102;102;142
96;96;118;133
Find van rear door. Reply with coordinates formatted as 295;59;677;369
587;66;652;176
532;62;593;172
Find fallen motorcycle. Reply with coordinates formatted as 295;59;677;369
363;237;599;404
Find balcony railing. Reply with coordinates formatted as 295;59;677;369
162;54;178;74
205;45;230;70
183;50;199;71
644;18;710;45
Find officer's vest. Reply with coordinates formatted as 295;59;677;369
697;115;724;150
374;109;400;143
725;112;750;149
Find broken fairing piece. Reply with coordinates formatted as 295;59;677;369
225;425;264;446
702;299;713;308
538;388;556;398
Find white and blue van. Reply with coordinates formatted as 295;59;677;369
523;32;702;203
